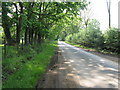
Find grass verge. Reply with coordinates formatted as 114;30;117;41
2;41;57;88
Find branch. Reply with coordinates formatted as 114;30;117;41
106;0;110;13
32;11;55;16
44;3;50;12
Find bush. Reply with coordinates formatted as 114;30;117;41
65;19;104;49
104;28;120;52
66;28;104;49
65;34;73;42
65;19;119;53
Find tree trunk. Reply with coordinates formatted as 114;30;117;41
25;28;28;45
4;38;6;59
29;30;31;44
25;2;34;45
109;11;111;28
14;2;23;44
34;31;37;44
3;27;15;45
16;23;20;44
30;28;34;44
38;33;41;44
106;0;111;28
2;2;15;45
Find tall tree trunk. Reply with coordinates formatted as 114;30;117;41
25;2;34;45
25;28;28;44
14;2;23;44
37;3;42;44
29;30;31;44
34;31;37;44
4;37;6;59
16;22;20;44
108;10;111;28
2;2;15;45
18;2;23;44
3;27;15;45
106;0;111;28
14;3;20;44
30;28;34;44
37;33;41;43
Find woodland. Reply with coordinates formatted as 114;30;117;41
1;1;119;88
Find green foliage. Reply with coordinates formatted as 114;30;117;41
65;34;73;42
0;27;4;43
104;28;120;52
3;41;57;88
65;19;104;49
64;18;119;53
2;2;89;88
2;2;88;45
55;16;82;41
85;19;104;48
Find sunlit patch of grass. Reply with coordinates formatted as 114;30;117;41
2;41;57;88
0;44;4;47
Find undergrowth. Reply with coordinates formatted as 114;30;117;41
2;41;57;88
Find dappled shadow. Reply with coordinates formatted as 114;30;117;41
37;49;84;88
61;60;118;88
38;42;118;88
57;41;118;88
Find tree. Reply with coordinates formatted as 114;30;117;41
106;0;111;28
104;27;119;52
13;2;23;44
2;2;16;45
2;2;88;46
65;19;104;49
81;7;92;28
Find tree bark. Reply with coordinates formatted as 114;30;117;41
2;2;15;45
106;0;111;28
34;31;37;44
30;28;34;44
25;2;34;45
14;3;23;44
37;33;41;43
25;27;28;45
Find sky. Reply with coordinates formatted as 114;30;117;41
88;0;119;31
0;0;119;31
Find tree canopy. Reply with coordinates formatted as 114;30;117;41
2;2;88;45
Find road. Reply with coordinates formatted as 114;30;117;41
37;41;119;88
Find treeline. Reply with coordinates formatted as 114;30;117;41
1;2;88;46
2;2;90;88
58;19;120;53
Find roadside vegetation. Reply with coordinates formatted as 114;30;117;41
1;1;119;88
57;19;120;56
1;2;88;88
2;41;57;88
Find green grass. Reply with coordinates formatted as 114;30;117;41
0;44;4;47
2;41;57;88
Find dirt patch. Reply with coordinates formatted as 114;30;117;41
35;47;59;88
36;48;83;88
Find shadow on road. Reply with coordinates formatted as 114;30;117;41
37;47;118;88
